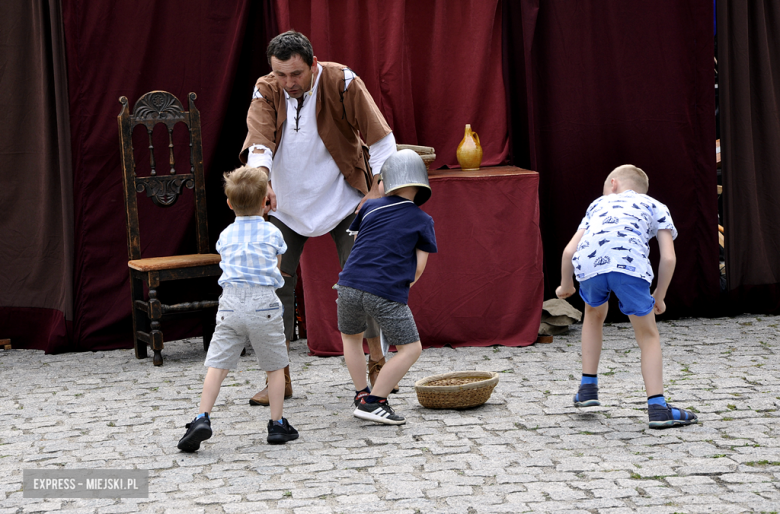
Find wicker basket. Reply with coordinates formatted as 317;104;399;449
414;371;499;409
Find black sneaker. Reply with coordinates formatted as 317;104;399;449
353;390;370;407
267;418;299;444
177;413;212;452
573;383;600;407
354;400;406;425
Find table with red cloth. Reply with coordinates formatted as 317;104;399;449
299;166;544;356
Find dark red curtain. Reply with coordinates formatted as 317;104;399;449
719;1;780;313
0;0;74;352
4;1;729;353
504;1;720;318
273;0;510;170
62;1;276;350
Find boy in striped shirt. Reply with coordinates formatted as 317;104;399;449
178;166;298;451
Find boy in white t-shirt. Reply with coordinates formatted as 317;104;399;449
556;165;698;429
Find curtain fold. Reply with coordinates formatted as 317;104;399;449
0;0;74;351
505;1;719;317
719;0;780;313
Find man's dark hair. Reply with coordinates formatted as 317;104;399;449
267;31;314;66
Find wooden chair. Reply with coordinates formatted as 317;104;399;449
117;91;221;366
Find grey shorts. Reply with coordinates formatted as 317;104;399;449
337;286;420;346
204;285;289;372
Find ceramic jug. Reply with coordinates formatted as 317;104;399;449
456;124;483;170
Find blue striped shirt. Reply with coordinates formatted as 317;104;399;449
216;216;286;288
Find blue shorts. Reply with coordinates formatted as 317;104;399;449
578;272;655;317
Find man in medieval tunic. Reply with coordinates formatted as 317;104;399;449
239;30;397;405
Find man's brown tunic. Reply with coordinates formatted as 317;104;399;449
240;62;392;195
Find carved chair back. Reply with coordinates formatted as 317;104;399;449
117;91;210;260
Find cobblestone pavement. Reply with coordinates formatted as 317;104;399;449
2;314;779;513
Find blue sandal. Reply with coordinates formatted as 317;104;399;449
648;404;698;429
573;383;600;407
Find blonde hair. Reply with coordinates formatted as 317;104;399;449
606;164;649;194
223;166;268;215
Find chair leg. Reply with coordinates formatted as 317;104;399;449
151;323;163;366
152;349;163;366
148;287;164;366
130;274;147;359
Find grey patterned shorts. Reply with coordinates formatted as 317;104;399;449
204;285;288;371
337;286;420;346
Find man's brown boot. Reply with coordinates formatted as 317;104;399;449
367;356;400;394
249;366;292;406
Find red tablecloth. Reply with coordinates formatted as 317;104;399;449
300;166;544;356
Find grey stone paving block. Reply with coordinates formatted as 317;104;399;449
504;489;547;503
719;472;773;483
93;503;145;513
724;482;776;492
334;492;383;504
677;458;738;475
590;508;643;514
424;485;472;498
684;506;753;514
384;487;426;500
291;506;334;514
591;486;639;499
555;457;601;472
422;461;468;472
14;501;63;512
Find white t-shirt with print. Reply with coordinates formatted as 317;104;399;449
572;190;677;284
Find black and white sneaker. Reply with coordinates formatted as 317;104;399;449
353;400;406;425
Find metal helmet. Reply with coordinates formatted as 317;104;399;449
380;149;432;205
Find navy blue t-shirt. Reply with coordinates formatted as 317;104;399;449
338;195;437;304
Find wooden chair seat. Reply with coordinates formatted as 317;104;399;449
128;253;221;272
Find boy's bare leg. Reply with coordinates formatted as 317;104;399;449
628;312;664;397
180;367;225;452
581;303;608;374
266;368;285;421
341;332;369;391
372;342;422;398
366;335;400;392
199;367;229;414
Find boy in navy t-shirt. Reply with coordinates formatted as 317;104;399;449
337;150;437;425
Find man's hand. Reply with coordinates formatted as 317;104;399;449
556;284;576;299
266;182;277;212
356;176;384;213
356;188;381;213
652;291;666;315
263;194;273;217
